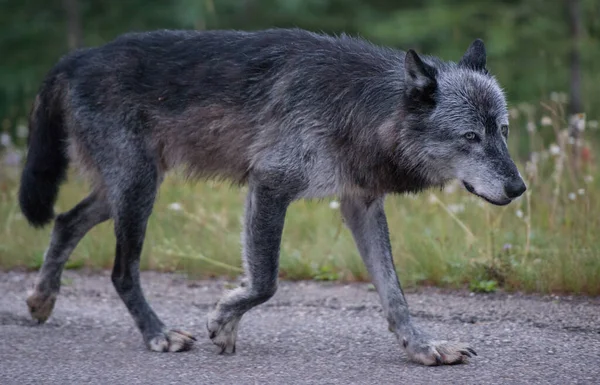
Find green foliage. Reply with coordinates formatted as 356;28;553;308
311;264;340;282
469;279;498;293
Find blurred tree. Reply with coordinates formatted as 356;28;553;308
63;0;83;51
566;0;583;170
567;0;583;116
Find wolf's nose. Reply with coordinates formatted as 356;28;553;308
504;180;527;199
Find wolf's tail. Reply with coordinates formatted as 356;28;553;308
18;73;69;228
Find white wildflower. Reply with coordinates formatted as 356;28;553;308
570;113;586;132
329;200;340;209
540;116;553;126
447;204;465;214
515;210;524;219
549;144;561;156
444;181;459;194
568;192;576;201
168;202;183;211
428;194;437;204
527;122;536;133
0;133;11;147
577;188;585;196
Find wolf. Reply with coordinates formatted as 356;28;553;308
19;28;526;366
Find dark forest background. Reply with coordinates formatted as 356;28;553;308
1;0;599;148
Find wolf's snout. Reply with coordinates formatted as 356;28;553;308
504;179;527;199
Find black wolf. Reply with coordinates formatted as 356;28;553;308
19;28;526;365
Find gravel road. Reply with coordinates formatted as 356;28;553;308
1;271;599;384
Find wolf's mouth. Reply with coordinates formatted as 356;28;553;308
462;181;511;206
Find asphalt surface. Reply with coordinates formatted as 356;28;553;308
1;271;599;385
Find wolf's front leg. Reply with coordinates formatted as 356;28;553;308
207;179;293;354
340;195;476;366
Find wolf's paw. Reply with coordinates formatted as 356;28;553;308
402;336;476;366
26;291;57;323
206;311;240;355
147;329;196;352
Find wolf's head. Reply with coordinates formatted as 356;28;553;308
400;39;526;205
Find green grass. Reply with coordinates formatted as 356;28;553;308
1;100;599;295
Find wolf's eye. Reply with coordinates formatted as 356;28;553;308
464;132;479;142
500;125;509;137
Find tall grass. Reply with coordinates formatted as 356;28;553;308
0;95;599;295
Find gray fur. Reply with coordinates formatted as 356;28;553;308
20;28;525;365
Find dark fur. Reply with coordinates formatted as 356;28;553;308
20;28;525;364
18;74;69;227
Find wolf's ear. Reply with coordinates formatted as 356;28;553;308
459;39;487;72
404;49;437;100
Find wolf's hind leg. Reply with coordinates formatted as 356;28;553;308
27;191;111;323
207;178;292;354
340;194;476;366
